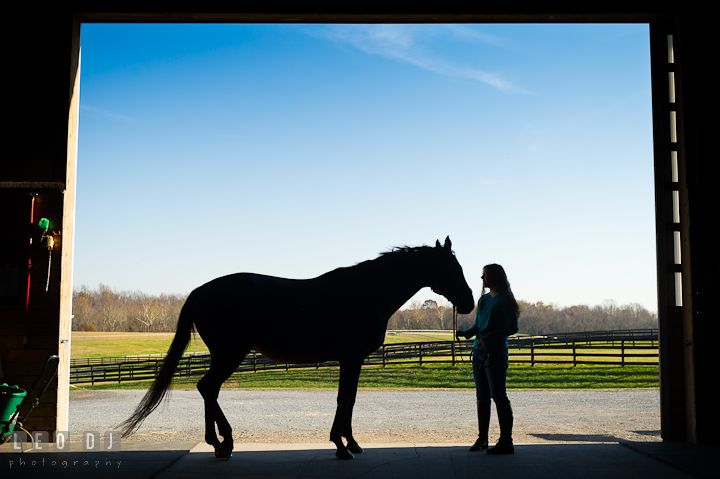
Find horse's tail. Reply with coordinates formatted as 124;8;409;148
119;294;196;437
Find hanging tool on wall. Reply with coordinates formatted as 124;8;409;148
23;194;62;347
38;218;54;292
24;194;37;347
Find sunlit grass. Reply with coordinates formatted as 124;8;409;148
70;332;658;392
509;346;658;364
72;363;658;391
71;336;208;358
383;331;456;343
71;332;453;358
71;333;657;363
70;332;452;358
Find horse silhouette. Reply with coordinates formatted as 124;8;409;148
120;237;474;459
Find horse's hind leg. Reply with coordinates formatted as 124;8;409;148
197;353;246;459
330;358;363;459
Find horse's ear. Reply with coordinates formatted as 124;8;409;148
444;236;452;250
435;239;442;248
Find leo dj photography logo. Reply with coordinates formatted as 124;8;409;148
7;430;121;452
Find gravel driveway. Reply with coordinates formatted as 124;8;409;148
69;389;661;445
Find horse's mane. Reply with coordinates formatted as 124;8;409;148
325;244;456;278
379;245;435;257
380;244;457;258
343;245;433;272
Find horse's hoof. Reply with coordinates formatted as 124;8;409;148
347;442;363;454
214;450;232;459
221;445;233;460
335;448;355;460
214;443;233;459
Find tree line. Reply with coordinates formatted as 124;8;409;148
386;298;657;334
72;284;187;332
72;285;657;335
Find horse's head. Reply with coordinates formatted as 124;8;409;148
429;237;475;314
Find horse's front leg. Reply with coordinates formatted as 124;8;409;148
330;358;363;459
343;401;363;455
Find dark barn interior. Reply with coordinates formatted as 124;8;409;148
1;8;717;447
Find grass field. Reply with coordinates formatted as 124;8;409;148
71;362;659;391
71;333;209;358
508;346;657;364
384;331;456;343
70;331;455;358
71;332;658;365
70;332;659;391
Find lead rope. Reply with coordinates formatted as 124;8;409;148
452;304;457;363
453;304;472;373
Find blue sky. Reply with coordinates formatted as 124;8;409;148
76;23;657;312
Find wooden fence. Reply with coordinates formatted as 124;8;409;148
69;329;658;385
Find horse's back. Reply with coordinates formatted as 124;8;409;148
188;272;301;326
185;272;384;364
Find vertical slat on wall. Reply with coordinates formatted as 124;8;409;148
650;21;695;443
671;29;697;446
57;16;81;433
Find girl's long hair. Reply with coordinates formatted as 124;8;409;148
482;263;520;315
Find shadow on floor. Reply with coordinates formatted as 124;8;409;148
2;441;717;479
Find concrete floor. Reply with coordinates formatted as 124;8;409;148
2;440;717;479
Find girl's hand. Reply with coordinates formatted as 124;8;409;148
455;330;465;341
478;333;493;346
